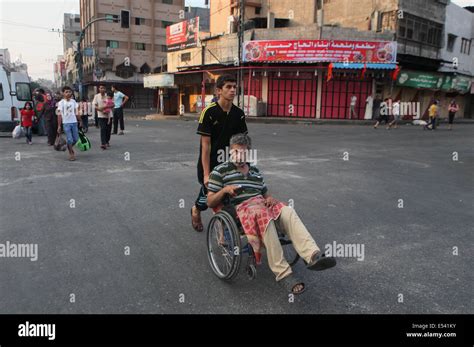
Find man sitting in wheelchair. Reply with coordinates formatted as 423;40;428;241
207;133;336;295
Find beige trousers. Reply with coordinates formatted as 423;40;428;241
262;206;320;281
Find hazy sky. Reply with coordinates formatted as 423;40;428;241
0;0;473;81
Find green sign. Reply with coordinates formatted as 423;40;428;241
397;71;444;89
450;76;471;93
397;70;472;94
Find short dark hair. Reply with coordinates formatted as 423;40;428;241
62;86;72;92
98;83;106;88
111;84;118;90
107;91;114;98
216;74;237;89
38;88;45;94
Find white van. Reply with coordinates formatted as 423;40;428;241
0;65;32;132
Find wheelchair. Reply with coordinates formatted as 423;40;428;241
206;201;301;281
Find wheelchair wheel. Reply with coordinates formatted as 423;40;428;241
279;236;300;266
207;210;242;281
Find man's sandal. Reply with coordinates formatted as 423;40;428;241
307;251;337;271
190;207;204;232
279;274;306;295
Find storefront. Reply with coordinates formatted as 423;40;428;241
395;70;472;119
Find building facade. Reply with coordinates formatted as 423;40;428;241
79;0;184;107
322;0;473;118
63;13;81;52
164;0;397;119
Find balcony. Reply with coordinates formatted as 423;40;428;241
230;0;262;8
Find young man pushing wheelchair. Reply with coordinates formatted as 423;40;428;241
206;133;336;295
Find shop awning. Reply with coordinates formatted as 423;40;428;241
332;63;397;69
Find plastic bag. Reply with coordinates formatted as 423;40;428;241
54;134;67;151
76;129;91;151
12;125;24;139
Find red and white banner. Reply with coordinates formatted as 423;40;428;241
243;39;397;63
166;17;200;52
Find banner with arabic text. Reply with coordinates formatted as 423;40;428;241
242;40;397;63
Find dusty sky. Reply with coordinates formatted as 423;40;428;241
0;0;473;81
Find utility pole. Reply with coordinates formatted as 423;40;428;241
75;15;124;99
317;0;324;40
238;0;245;110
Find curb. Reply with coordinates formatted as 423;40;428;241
125;114;474;125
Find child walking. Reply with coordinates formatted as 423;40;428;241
57;86;82;161
21;101;35;145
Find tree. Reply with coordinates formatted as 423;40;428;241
32;78;55;92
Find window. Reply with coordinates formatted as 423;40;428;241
162;21;173;28
140;63;151;73
255;7;262;15
75;31;81;36
181;52;191;62
135;42;146;50
398;23;406;37
162;0;173;4
406;19;414;39
447;34;457;52
161;45;168;52
461;38;471;55
135;17;145;25
106;40;119;48
74;17;80;23
16;83;31;101
105;14;119;23
0;84;3;100
397;13;443;47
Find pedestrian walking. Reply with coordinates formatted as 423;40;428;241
387;100;401;129
349;95;357;119
373;98;390;129
78;97;91;133
111;85;129;135
425;100;439;131
447;99;459;130
56;86;82;161
43;92;58;146
33;90;47;136
372;94;382;120
20;101;35;145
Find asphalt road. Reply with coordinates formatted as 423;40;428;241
0;120;472;314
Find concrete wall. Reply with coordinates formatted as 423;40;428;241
323;0;397;31
253;24;393;41
439;2;474;77
210;0;318;35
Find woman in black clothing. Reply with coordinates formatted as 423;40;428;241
43;92;60;146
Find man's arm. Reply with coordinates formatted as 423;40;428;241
57;114;62;132
201;136;211;186
122;94;129;107
207;186;240;208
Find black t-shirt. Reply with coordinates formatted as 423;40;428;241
196;102;248;183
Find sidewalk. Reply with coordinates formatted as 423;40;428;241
133;112;474;125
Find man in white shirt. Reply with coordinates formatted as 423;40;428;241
56;86;81;161
349;95;357;119
93;84;112;150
